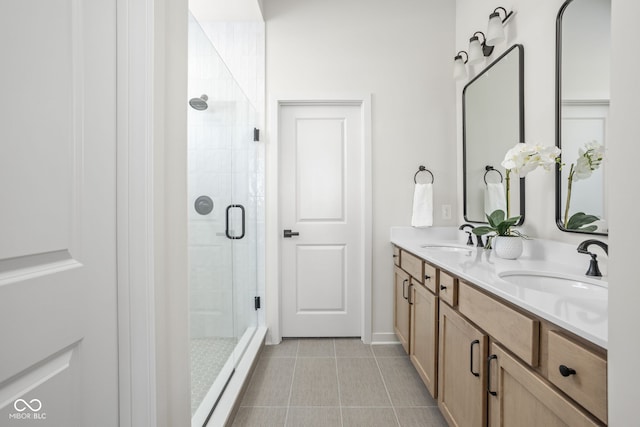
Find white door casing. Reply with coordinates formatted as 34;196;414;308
0;1;119;425
279;101;370;338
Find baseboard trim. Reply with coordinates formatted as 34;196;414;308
371;332;399;344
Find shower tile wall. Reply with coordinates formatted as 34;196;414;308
188;104;234;338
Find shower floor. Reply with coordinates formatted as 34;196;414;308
191;336;237;415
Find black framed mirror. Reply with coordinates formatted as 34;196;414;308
555;0;610;235
463;44;525;224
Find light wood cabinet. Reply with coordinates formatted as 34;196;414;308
439;271;457;307
410;282;438;397
393;246;400;266
488;343;601;427
438;302;487;427
424;262;437;294
393;246;439;399
392;243;607;426
401;250;424;285
458;280;539;366
393;265;410;353
547;331;607;423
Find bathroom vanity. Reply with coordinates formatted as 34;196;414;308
391;227;607;426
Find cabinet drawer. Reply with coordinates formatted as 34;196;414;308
393;246;400;266
458;281;539;366
438;271;457;307
548;331;607;423
401;250;423;284
423;262;437;294
489;343;601;427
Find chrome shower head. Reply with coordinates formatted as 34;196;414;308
189;94;208;111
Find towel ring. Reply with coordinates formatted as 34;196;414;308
484;166;503;185
414;165;434;184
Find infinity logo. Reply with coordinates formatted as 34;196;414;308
13;399;42;412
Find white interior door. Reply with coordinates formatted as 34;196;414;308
280;103;363;337
0;1;119;425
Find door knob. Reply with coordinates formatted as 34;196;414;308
559;365;576;377
283;229;300;238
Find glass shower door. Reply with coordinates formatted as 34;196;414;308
188;12;259;424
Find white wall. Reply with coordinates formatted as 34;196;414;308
608;0;640;423
264;0;457;342
455;0;608;247
154;0;190;425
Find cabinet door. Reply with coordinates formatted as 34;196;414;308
547;331;607;423
438;302;487;427
488;343;601;427
410;283;438;398
394;266;410;353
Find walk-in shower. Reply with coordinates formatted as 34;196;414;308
188;13;263;426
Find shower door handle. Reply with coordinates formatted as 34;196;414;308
225;204;245;239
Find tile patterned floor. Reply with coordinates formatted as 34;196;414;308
191;336;237;415
231;338;448;427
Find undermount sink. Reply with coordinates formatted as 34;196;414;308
420;244;474;253
498;271;607;299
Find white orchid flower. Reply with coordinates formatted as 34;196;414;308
538;145;562;171
500;142;561;218
573;141;604;182
501;143;560;177
563;140;605;228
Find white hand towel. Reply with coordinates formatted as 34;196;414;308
411;183;433;227
484;182;507;217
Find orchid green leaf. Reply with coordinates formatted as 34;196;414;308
566;212;599;230
472;226;494;236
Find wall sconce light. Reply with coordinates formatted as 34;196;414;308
468;31;493;65
453;7;516;79
486;6;515;46
453;51;468;80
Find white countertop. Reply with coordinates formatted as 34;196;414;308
390;226;608;349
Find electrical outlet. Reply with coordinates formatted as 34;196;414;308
442;204;452;220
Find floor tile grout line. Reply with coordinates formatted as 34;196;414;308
372;348;402;427
332;339;345;427
282;339;300;426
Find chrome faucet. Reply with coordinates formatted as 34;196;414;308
577;239;608;277
459;223;484;247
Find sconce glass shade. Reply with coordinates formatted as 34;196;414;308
468;36;484;65
486;12;505;46
453;55;467;80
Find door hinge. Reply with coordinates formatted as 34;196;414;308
253;127;260;142
254;296;261;310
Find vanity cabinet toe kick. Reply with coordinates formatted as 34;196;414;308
392;245;607;426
